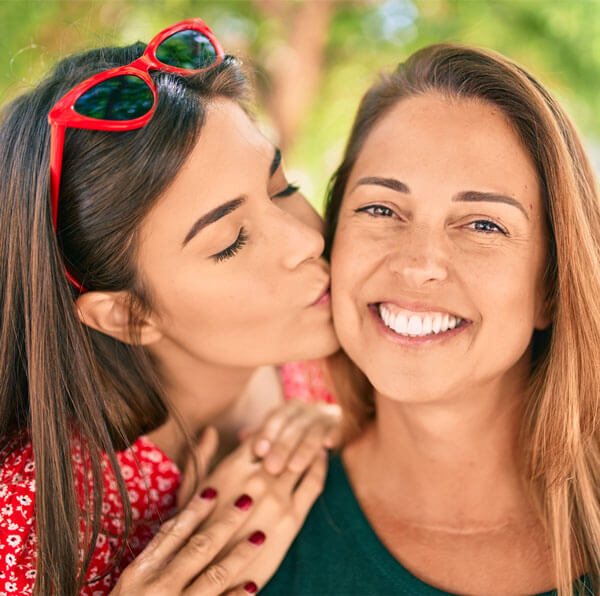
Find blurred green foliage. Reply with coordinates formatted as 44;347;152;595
1;0;599;210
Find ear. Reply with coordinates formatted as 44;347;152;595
75;291;164;345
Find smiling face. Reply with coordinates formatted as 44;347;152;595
331;93;550;404
136;98;338;368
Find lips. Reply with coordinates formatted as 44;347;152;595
312;286;331;306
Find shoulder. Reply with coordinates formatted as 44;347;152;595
262;454;416;596
0;437;37;594
261;455;352;594
280;359;336;403
100;437;180;574
116;436;180;510
80;436;181;592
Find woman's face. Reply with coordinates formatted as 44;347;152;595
331;93;550;403
136;98;338;368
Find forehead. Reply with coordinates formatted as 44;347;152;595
183;98;272;190
149;98;272;211
137;98;273;253
349;93;540;203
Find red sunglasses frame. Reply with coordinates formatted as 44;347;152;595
47;18;224;291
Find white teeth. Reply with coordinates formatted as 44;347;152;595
378;304;464;338
382;308;391;327
422;316;433;335
441;313;449;332
407;316;422;336
397;315;408;334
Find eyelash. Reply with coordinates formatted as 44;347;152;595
208;183;298;263
356;205;508;235
467;220;507;235
356;204;396;218
273;183;300;198
211;227;248;262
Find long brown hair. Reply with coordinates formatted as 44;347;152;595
324;44;600;595
0;42;249;594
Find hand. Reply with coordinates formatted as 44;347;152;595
247;399;341;474
109;486;266;596
112;428;328;595
200;439;328;592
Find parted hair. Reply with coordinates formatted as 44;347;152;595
0;42;249;595
324;43;600;595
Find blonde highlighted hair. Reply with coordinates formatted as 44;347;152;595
325;44;600;594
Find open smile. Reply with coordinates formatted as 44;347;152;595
371;302;472;342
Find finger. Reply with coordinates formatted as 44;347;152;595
287;420;331;473
252;401;301;458
165;494;255;587
178;426;220;509
292;449;328;518
323;422;343;449
133;488;219;572
262;414;314;475
223;581;259;596
183;529;266;596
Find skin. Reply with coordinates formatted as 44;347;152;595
331;92;555;595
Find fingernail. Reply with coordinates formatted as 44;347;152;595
234;494;253;510
255;439;271;457
247;530;266;546
200;487;217;500
244;582;258;594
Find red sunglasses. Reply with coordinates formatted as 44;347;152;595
48;18;224;292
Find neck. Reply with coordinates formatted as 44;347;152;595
145;337;256;467
344;370;534;529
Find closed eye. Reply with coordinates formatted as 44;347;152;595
211;228;248;262
355;204;397;218
272;183;300;199
466;220;507;235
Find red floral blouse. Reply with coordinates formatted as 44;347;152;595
0;360;332;595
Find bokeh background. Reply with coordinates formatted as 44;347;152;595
2;0;600;211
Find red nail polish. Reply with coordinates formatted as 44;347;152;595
247;530;266;546
244;581;258;594
234;494;253;510
200;487;217;500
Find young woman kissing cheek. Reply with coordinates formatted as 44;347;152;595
330;92;551;411
87;98;340;430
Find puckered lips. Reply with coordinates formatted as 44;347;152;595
311;285;331;307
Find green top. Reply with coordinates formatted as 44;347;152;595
262;454;588;596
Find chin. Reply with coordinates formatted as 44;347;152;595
285;337;341;364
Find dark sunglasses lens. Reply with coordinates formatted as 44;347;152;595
156;29;218;70
74;75;153;120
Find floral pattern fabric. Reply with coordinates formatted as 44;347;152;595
0;360;332;595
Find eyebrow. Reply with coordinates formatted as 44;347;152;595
182;196;246;247
452;190;529;219
353;176;409;194
352;176;529;219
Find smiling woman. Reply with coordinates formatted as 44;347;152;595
263;44;600;596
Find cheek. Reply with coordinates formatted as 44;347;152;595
330;229;367;349
467;253;541;352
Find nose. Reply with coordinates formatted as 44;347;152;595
387;225;449;288
274;203;325;269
